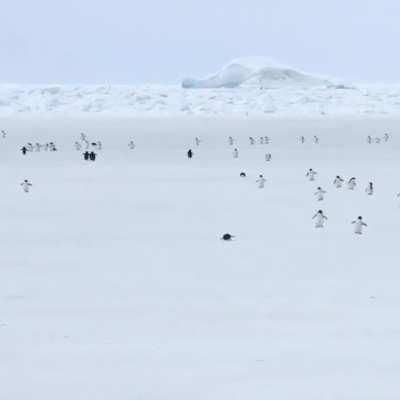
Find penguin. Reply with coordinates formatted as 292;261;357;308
365;182;374;196
314;187;327;201
221;233;234;241
256;174;267;188
312;210;328;228
351;216;368;234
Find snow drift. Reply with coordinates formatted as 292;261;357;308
182;57;331;89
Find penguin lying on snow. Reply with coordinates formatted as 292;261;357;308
221;233;235;241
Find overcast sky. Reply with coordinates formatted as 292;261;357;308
3;0;400;84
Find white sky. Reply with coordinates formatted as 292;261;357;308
3;0;400;84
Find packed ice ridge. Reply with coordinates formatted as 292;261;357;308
2;57;400;117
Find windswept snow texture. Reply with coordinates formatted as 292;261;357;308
182;58;331;89
2;83;400;117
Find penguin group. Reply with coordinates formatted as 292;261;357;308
307;168;373;234
299;135;320;144
21;141;57;155
7;127;397;240
367;134;390;144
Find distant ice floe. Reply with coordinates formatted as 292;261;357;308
182;57;331;89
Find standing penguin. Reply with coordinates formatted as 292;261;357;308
300;136;305;144
256;174;267;188
233;148;239;159
228;136;234;146
264;136;270;144
187;149;193;159
351;216;368;234
21;146;27;155
313;135;319;144
265;153;272;162
249;137;255;145
312;210;328;228
306;168;317;181
83;151;90;161
314;187;327;201
89;151;97;161
365;182;374;195
20;179;32;193
259;137;264;145
367;136;372;144
348;177;357;190
74;141;82;151
195;137;201;146
128;140;136;150
1;130;6;138
333;176;344;188
384;133;390;142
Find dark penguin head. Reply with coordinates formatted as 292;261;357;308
358;216;363;220
318;210;323;214
240;172;246;177
317;187;321;190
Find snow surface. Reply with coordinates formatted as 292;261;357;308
1;116;400;399
2;82;400;118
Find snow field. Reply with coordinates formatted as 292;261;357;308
1;117;400;399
